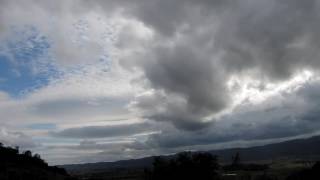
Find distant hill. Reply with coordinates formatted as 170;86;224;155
62;135;320;174
0;143;75;180
210;135;320;163
62;156;156;174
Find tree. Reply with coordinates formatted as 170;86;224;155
232;152;241;167
23;150;32;157
33;153;41;159
147;152;220;180
15;146;19;153
0;144;72;179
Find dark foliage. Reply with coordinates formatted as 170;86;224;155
0;142;74;180
286;161;320;180
145;152;220;180
0;143;48;168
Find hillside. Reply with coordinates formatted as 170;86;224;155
62;135;320;173
0;143;75;180
211;135;320;163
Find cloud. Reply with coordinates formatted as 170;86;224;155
114;0;320;130
143;77;320;149
1;0;320;165
52;122;154;139
45;75;320;164
216;0;320;80
0;91;9;101
0;126;37;149
42;140;148;164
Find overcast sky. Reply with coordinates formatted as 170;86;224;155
1;0;320;165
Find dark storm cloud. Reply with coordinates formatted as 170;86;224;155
7;0;320;131
126;0;233;36
125;0;320;130
84;0;233;36
217;0;320;80
108;0;320;132
52;122;153;138
148;111;320;149
144;45;228;113
139;79;320;149
134;44;229;130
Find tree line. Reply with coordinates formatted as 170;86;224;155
144;151;320;180
0;142;75;180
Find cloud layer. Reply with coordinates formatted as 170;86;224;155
1;0;320;164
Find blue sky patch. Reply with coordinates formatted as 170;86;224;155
0;26;58;97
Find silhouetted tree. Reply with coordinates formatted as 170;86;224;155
34;153;41;159
146;152;220;180
0;142;74;180
23;150;32;157
232;152;241;167
15;146;19;152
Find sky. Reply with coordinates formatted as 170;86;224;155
1;0;320;165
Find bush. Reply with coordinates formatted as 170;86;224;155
146;152;220;180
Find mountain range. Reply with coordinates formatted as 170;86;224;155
62;135;320;174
